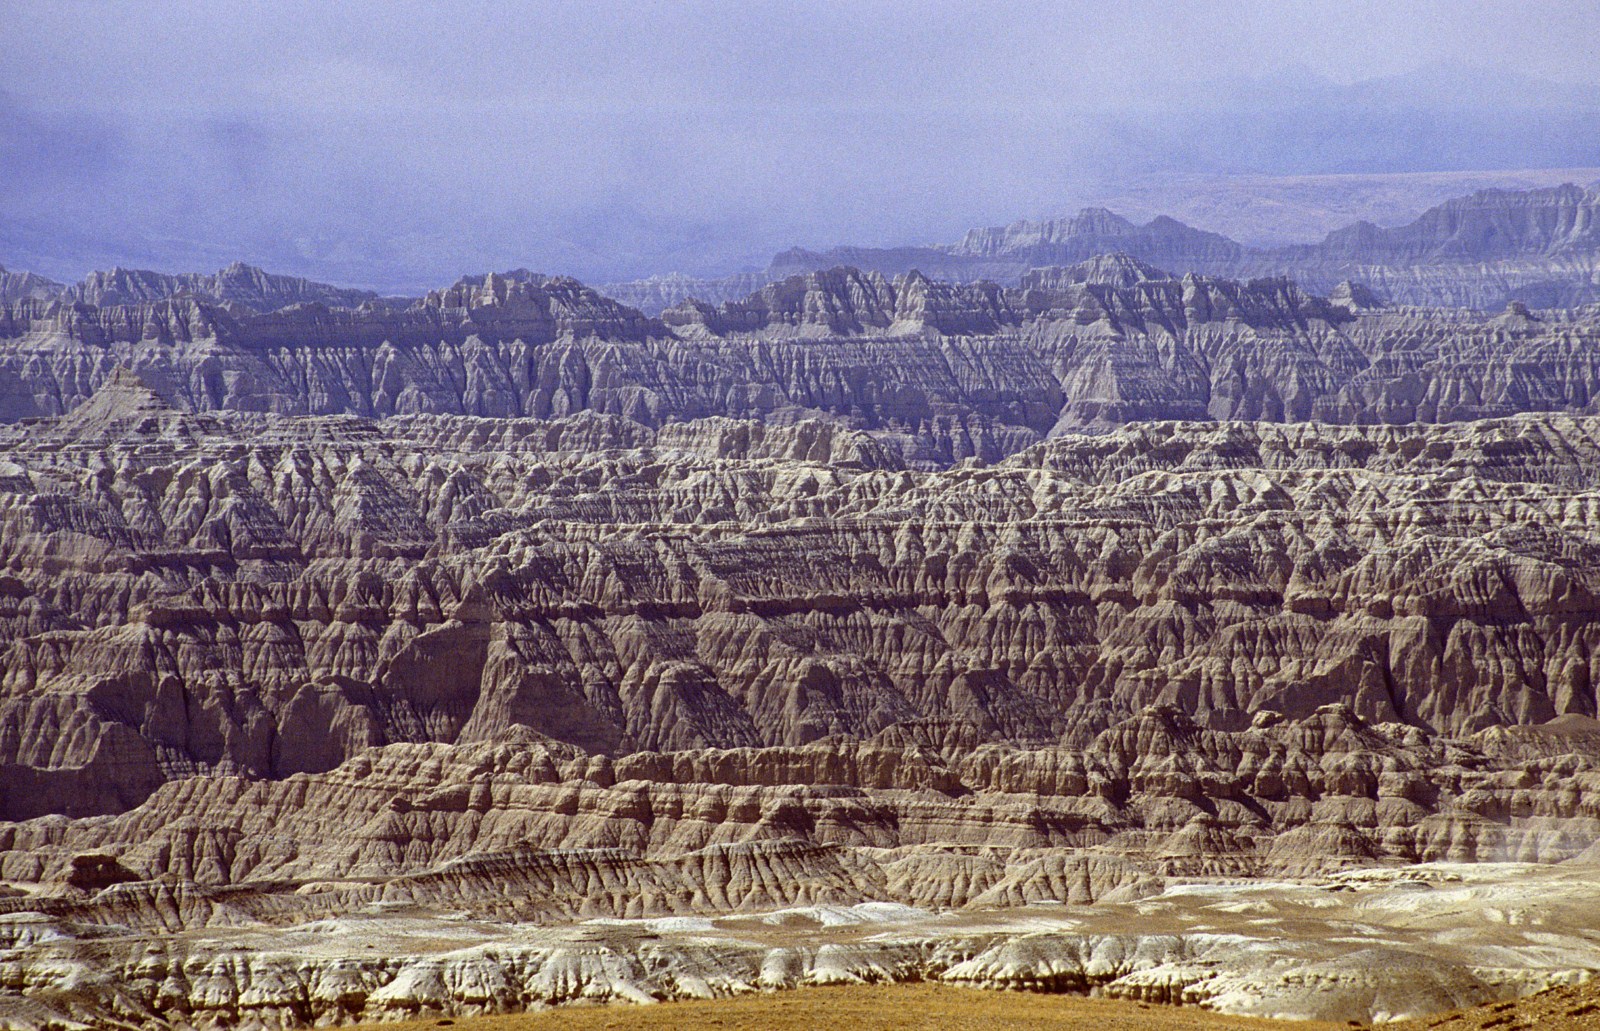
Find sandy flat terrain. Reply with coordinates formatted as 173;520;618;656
369;983;1336;1031
354;977;1600;1031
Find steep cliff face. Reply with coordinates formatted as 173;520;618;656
662;268;1022;337
5;263;1600;463
599;271;770;315
0;265;62;304
7;698;1600;888
2;366;1600;1025
953;209;1247;267
1299;184;1600;264
764;211;1246;287
1021;253;1170;290
4;381;1600;824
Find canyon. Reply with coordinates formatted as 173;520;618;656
3;255;1600;1027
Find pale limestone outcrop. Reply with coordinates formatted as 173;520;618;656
2;862;1598;1028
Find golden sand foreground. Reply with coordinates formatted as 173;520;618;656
364;980;1600;1031
369;984;1334;1031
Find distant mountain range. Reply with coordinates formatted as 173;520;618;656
0;260;384;312
6;181;1600;316
607;181;1600;313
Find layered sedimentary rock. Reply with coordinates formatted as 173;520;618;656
5;376;1600;812
7;864;1600;1028
1292;183;1600;264
5;262;1600;469
7;697;1600;890
15;181;1600;320
598;271;769;314
2;368;1600;1024
952;209;1247;269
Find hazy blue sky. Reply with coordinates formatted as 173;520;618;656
4;0;1600;287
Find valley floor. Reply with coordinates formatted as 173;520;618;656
352;978;1600;1031
361;983;1335;1031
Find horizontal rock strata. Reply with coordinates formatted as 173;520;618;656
5;388;1600;815
2;367;1600;1027
4;262;1600;471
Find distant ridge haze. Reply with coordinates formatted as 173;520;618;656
5;0;1600;289
8;172;1600;311
6;176;1600;316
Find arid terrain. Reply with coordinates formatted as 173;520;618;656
10;3;1600;1027
348;983;1342;1031
605;179;1600;312
5;230;1600;1027
330;977;1600;1031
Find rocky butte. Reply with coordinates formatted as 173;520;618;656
2;259;1600;1026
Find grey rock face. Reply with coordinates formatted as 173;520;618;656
1292;183;1600;263
752;183;1600;310
598;271;770;315
5;262;1600;462
56;262;383;313
3;273;1600;1027
5;378;1600;816
0;265;63;304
